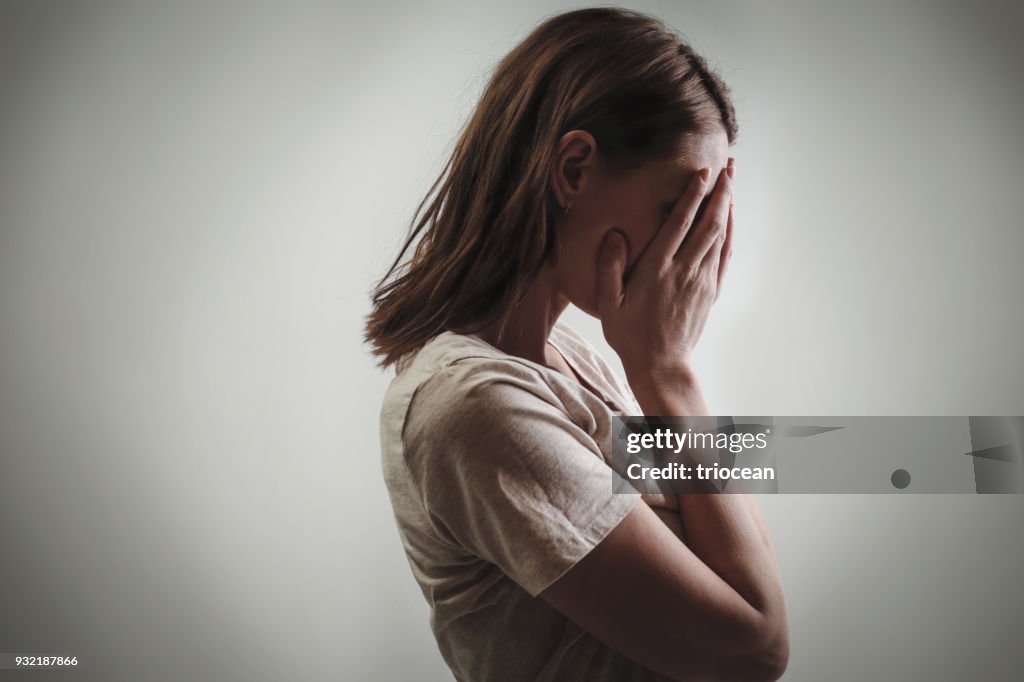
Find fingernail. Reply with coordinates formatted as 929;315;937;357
606;230;623;248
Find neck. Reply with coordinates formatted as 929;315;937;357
475;266;569;365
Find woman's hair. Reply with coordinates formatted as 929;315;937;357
365;7;737;369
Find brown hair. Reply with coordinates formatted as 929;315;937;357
365;7;737;369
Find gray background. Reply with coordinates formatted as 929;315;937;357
1;1;1021;680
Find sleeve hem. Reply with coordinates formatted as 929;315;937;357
523;492;642;598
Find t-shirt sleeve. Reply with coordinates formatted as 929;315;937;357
402;360;640;597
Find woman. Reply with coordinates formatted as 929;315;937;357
366;8;788;681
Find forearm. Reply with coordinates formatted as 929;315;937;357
628;368;786;637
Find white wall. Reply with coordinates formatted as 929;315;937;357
1;1;1021;680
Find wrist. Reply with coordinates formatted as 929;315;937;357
625;364;707;416
626;363;697;395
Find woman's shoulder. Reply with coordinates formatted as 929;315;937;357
398;330;553;387
385;330;560;425
387;334;581;475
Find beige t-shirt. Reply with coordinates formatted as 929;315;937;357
379;320;677;682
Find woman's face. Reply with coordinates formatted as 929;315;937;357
550;129;730;318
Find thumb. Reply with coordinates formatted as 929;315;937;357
597;229;627;315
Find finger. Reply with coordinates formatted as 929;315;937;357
679;162;733;269
645;167;710;270
701;221;726;297
596;229;628;315
715;201;734;300
705;161;735;273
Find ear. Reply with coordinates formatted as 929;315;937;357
549;130;598;212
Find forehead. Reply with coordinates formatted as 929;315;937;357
651;129;730;187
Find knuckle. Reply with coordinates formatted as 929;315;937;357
711;220;727;242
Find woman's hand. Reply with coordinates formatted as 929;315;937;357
545;166;789;680
596;158;735;391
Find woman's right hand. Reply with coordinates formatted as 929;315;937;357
596;158;735;392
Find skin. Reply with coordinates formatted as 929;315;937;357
475;128;790;681
477;129;731;377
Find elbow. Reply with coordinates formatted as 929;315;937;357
745;634;789;681
662;618;789;682
671;624;789;682
739;613;790;681
662;600;790;681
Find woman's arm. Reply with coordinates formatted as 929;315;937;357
540;160;787;680
633;368;788;668
540;368;788;681
633;365;781;583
